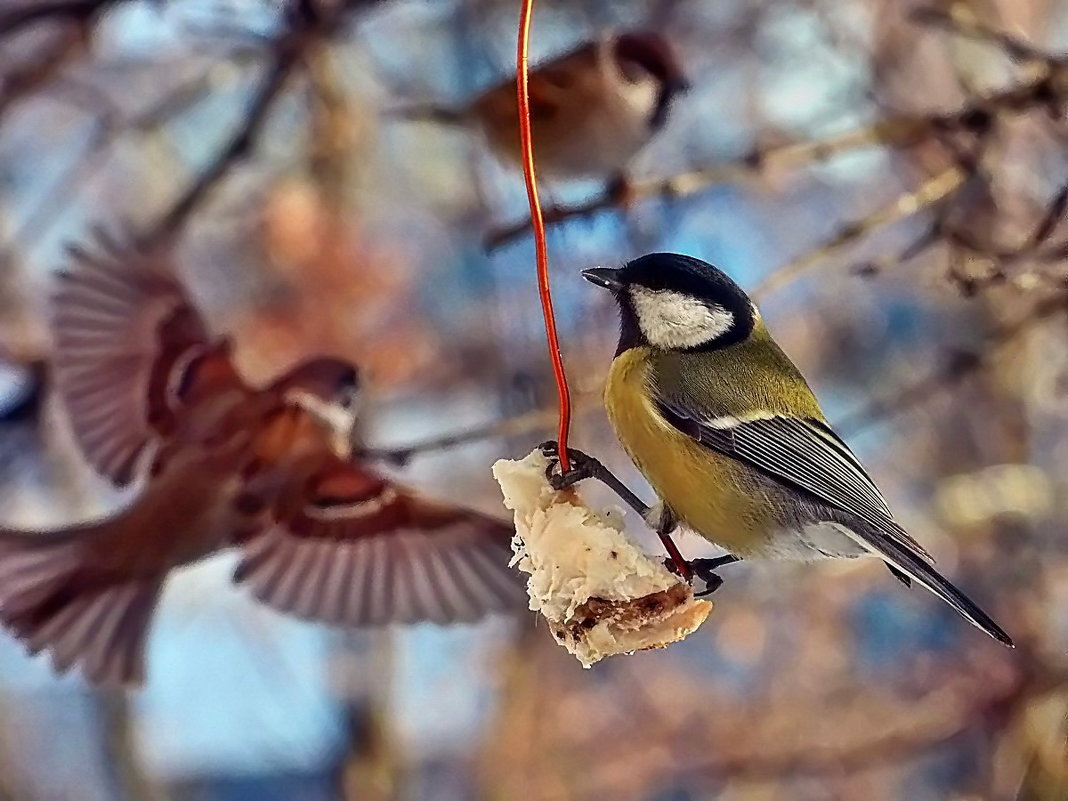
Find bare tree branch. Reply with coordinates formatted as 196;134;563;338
148;50;301;242
355;391;603;465
752;166;967;300
145;1;372;243
0;0;131;38
910;6;1062;65
0;24;87;123
2;67;232;259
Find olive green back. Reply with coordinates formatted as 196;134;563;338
647;319;826;422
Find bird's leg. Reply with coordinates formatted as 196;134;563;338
539;441;692;579
646;504;691;583
652;504;742;594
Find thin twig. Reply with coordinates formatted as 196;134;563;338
356;391;602;465
910;6;1062;65
483;121;938;251
3;68;231;258
1026;184;1068;249
0;24;87;123
0;0;129;38
357;409;556;466
146;2;368;243
148;52;303;242
751;166;966;300
849;224;943;280
911;179;1068;296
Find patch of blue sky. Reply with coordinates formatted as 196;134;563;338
757;2;869;126
0;364;28;410
757;1;887;184
662;187;770;285
133;555;343;778
101;2;186;55
1;118;102;266
1;690;118;801
393;616;515;756
851;591;962;673
106;1;281;56
669;628;771;695
0;633;88;692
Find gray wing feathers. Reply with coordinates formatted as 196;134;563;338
654;397;1013;646
656;401;931;560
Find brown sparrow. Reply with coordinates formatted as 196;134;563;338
0;232;525;686
394;30;690;180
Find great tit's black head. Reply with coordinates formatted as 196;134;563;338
612;32;690;129
582;253;756;353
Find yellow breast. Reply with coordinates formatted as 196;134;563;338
603;348;774;555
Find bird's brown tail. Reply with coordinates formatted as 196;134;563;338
0;528;163;686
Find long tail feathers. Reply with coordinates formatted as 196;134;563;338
0;529;163;685
853;530;1014;647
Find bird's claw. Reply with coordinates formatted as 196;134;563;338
662;556;735;597
539;440;603;491
692;571;725;598
538;440;560;459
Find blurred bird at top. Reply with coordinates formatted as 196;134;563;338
0;233;525;686
392;30;689;182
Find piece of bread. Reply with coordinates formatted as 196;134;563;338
493;449;712;667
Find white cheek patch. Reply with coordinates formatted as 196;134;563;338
616;73;659;116
630;287;735;349
285;389;356;457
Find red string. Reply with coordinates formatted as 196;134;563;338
516;0;572;471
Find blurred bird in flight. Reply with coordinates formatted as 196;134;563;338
392;30;690;183
0;232;524;686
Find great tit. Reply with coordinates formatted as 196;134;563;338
553;252;1012;647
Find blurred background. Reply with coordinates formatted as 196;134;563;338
1;0;1067;798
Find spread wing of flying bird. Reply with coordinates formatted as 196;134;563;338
236;453;526;626
51;230;230;486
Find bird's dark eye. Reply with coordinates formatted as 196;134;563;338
617;55;651;84
614;34;670;85
337;366;360;407
338;366;358;392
